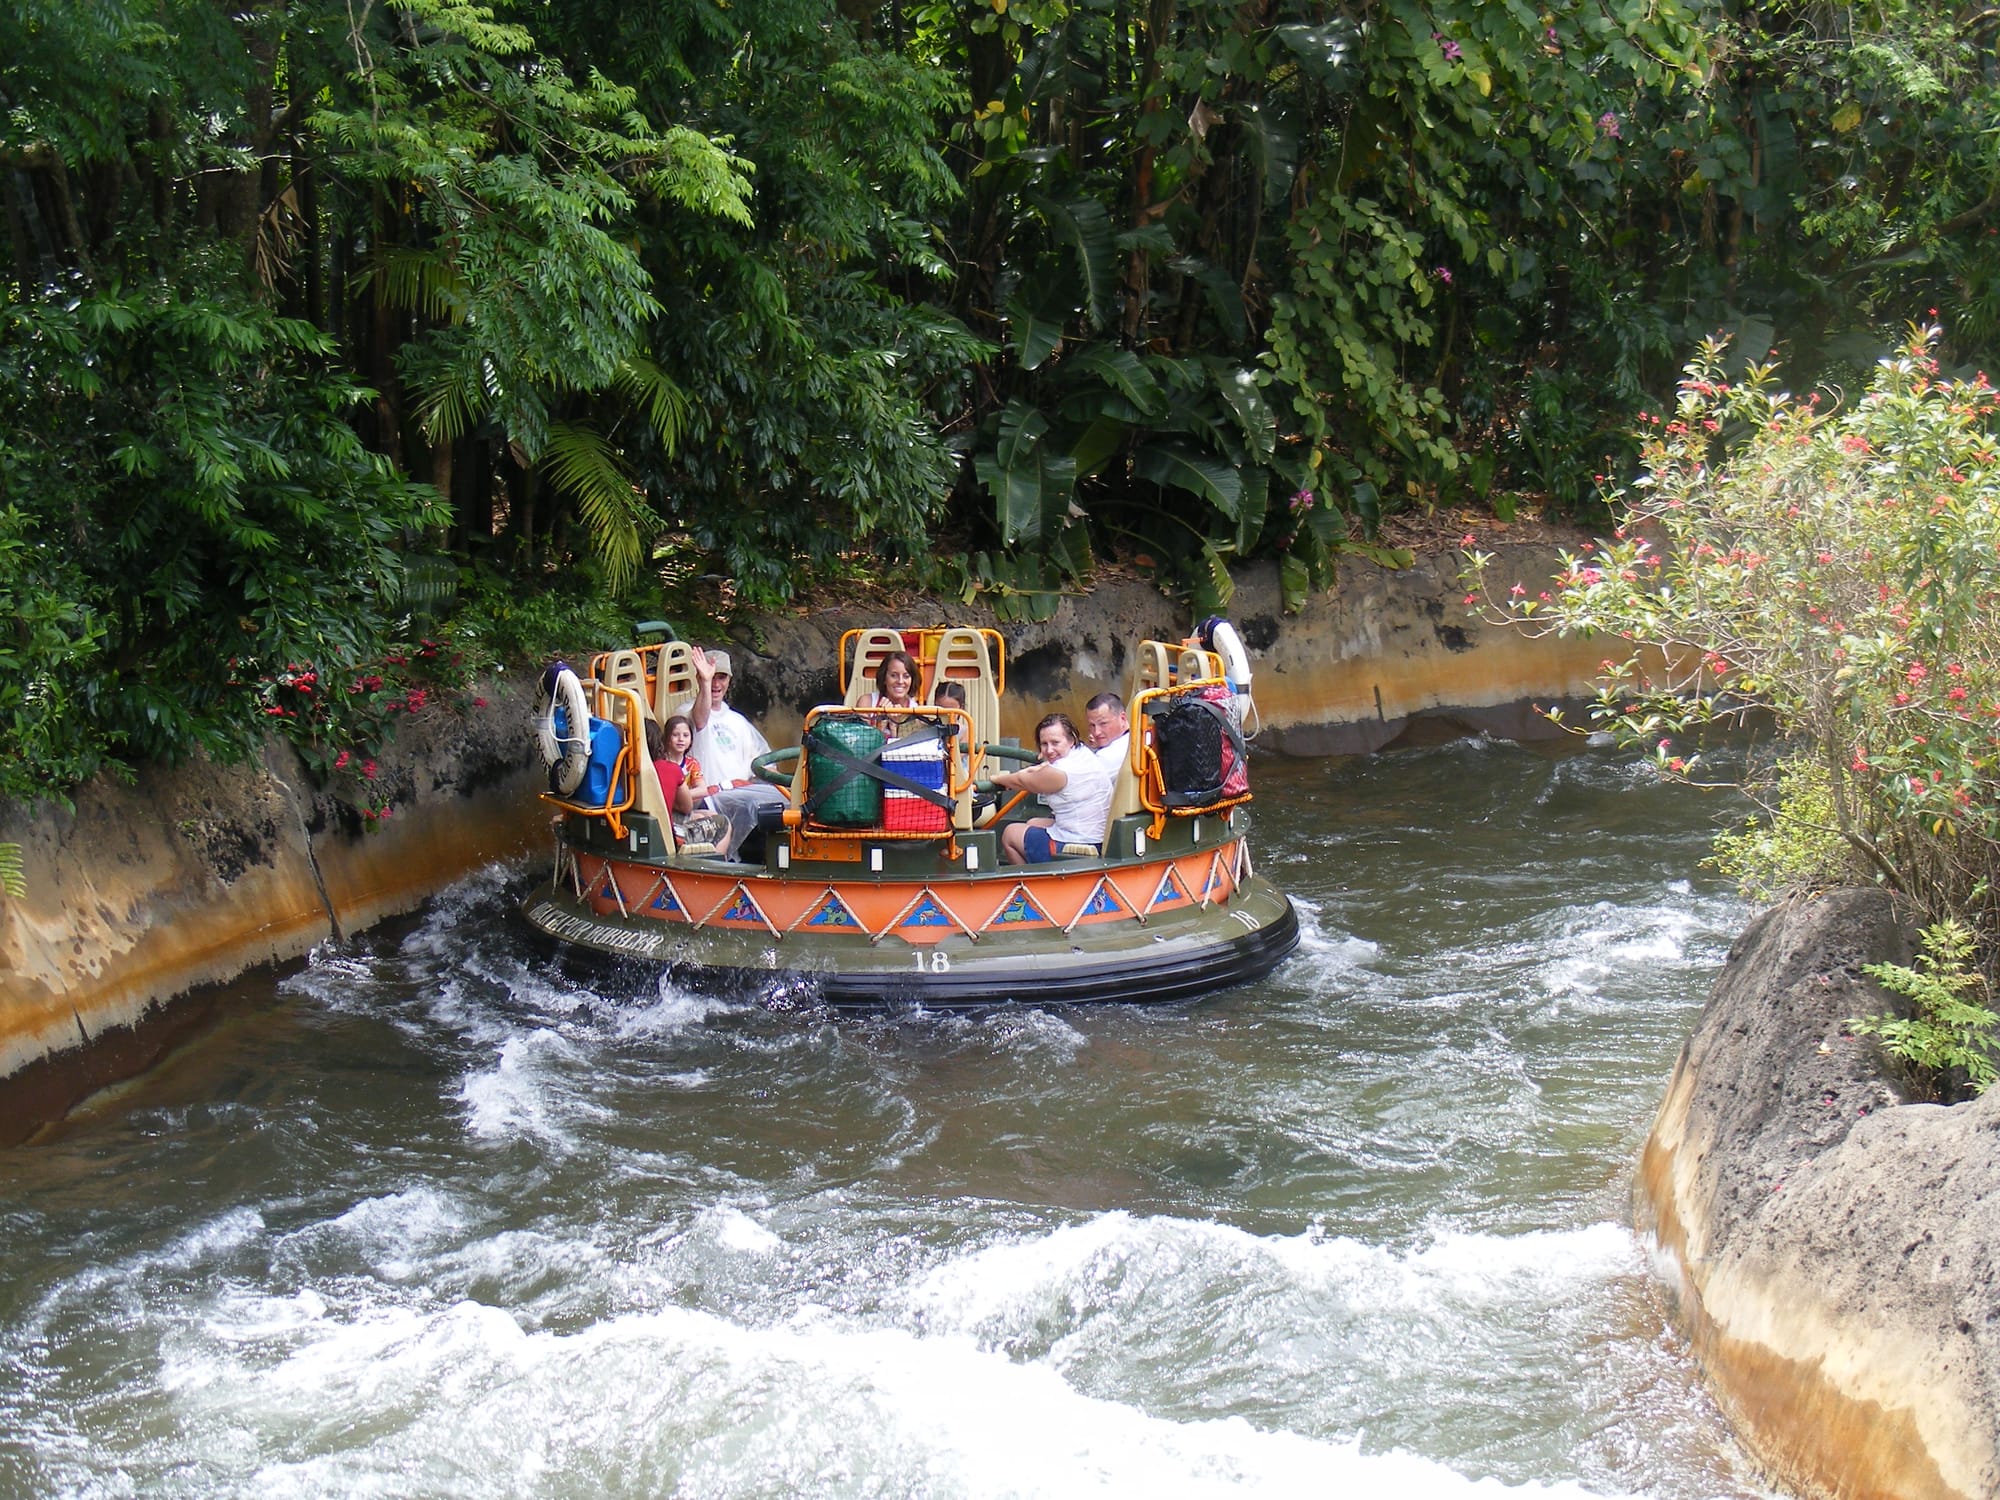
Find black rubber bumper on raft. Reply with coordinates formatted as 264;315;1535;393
520;882;1301;1010
814;895;1300;1007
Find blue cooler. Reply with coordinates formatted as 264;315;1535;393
576;716;622;806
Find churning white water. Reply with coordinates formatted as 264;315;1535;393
0;743;1776;1497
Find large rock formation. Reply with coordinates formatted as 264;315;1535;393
1638;888;2000;1500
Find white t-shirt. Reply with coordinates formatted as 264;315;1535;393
1093;731;1130;771
692;702;770;787
1046;744;1113;848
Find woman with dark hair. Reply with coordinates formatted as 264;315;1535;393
989;712;1112;864
862;650;920;729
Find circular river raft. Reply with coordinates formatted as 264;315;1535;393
521;831;1299;1007
521;622;1300;1007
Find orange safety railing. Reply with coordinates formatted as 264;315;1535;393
540;681;651;841
1128;678;1254;840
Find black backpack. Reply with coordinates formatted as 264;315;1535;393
1147;685;1248;809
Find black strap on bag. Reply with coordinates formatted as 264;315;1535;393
801;717;959;822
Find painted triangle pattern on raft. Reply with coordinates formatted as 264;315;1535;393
807;891;862;928
995;889;1046;925
900;892;954;928
1079;880;1125;918
720;886;768;925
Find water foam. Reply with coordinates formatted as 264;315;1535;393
152;1291;1647;1499
457;1027;609;1147
1288;895;1380;971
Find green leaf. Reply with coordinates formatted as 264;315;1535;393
1274;21;1361;91
1068;415;1129;479
994;398;1048;469
612;356;693;453
1206;363;1277;462
1234;467;1270;555
1190;540;1236;614
976;400;1076;545
1027;194;1117;329
1068;343;1165;416
538;422;649;589
1135;441;1242;521
1005;292;1064;370
1280;553;1311;612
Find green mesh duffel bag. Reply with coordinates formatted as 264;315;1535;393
805;717;886;826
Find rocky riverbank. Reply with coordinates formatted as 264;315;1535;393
1637;887;2000;1500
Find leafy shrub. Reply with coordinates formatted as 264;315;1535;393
1463;323;2000;971
0;278;442;807
1708;758;1857;904
1850;919;2000;1100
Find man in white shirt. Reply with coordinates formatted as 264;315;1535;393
1084;692;1130;770
689;647;786;858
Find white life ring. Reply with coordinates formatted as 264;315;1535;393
536;666;592;795
1207;619;1261;738
1209;619;1252;695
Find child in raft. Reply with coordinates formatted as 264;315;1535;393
644;716;730;852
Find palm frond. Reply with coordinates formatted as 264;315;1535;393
612;356;693;453
539;422;651;589
373;248;470;324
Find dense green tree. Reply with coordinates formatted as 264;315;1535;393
7;0;2000;794
0;280;440;792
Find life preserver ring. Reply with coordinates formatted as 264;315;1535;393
1208;619;1252;695
536;665;592;796
1201;617;1261;738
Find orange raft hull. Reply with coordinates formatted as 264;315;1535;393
521;828;1299;1006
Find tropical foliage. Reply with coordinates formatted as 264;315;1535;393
5;0;2000;800
1463;324;2000;970
1851;919;2000;1101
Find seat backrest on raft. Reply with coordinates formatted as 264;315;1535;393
1105;736;1148;824
653;640;700;722
843;628;909;708
597;649;653;719
931;628;1000;746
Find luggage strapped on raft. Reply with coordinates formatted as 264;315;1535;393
801;715;960;831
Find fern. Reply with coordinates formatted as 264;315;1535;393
1850;920;2000;1100
0;843;23;899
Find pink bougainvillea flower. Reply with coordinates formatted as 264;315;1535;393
1596;111;1621;139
